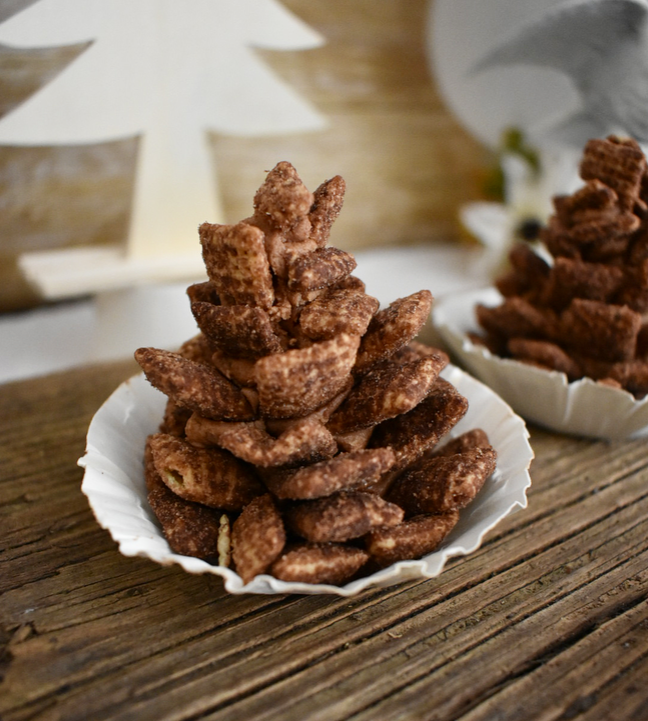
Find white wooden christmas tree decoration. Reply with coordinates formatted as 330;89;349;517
0;0;326;298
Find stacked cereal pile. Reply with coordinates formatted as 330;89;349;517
476;136;648;399
135;162;497;586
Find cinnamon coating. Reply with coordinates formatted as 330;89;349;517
263;447;396;500
386;446;497;516
286;491;404;543
232;494;286;584
271;543;368;585
354;290;434;372
148;433;263;511
135;347;255;422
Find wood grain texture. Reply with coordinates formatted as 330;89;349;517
216;0;488;251
1;360;647;720
0;0;487;310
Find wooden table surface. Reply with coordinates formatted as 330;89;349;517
2;360;648;721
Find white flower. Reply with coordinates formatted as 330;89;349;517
461;146;581;275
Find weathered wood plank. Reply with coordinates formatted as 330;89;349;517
176;501;648;721
8;462;645;720
342;563;648;721
578;650;648;721
460;598;648;721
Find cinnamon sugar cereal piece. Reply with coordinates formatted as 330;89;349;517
607;360;648;398
191;302;283;359
286;491;404;543
257;229;317;281
554;179;618;224
254;333;360;419
614;259;648;313
246;165;317;278
232;494;286;584
372;341;449;371
496;243;551;300
386;446;497;516
332;275;366;293
365;511;460;567
407;341;450;364
540;217;583;259
263;448;396;500
185;416;338;468
177;334;215;366
199;221;274;309
186;280;220;306
264;379;353;436
637;324;648;358
432;429;491;458
146;442;232;563
582;225;636;262
559;298;642;363
495;243;549;298
568;352;616;382
495;272;527;300
135;347;254;421
333;426;374;453
354;290;434;372
569;211;639;247
580;136;646;212
308;175;346;247
210;351;257;388
252;161;314;241
148;433;263;511
544;257;625;310
468;330;506;357
271;542;368;585
298;289;380;341
370;378;469;472
144;435;161;491
148;481;228;561
476;297;557;341
597;377;624;390
628;226;648;265
287;247;357;293
327;355;447;435
509;241;551;279
546;177;640;259
159;398;192;437
553;195;639;256
507;338;582;379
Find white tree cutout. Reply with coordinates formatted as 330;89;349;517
0;0;326;292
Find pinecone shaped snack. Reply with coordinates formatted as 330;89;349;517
475;136;648;400
135;162;498;587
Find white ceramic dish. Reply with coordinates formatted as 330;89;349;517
79;365;533;596
433;287;648;440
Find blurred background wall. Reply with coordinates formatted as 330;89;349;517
0;0;488;312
